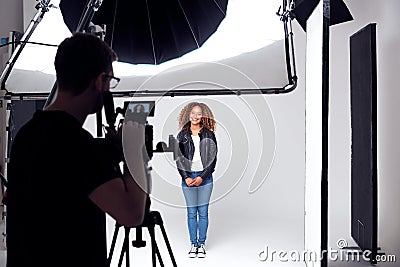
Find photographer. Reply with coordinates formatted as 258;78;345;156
6;33;147;267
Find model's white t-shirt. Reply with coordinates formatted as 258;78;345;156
191;135;203;171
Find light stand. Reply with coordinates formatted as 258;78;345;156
0;0;53;250
43;0;104;109
0;0;53;91
0;172;7;250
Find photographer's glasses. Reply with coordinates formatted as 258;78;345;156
104;74;121;89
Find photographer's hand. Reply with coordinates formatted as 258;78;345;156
101;125;124;164
123;121;145;154
89;120;148;227
122;121;147;191
104;125;122;147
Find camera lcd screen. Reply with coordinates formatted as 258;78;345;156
124;101;155;117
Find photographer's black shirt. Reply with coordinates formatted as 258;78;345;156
6;110;118;267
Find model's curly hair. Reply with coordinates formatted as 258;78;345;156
178;102;216;132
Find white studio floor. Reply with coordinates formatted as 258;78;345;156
104;201;305;267
0;202;305;267
0;204;398;267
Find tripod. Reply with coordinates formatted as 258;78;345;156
107;196;178;267
103;90;179;267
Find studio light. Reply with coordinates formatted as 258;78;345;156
60;0;229;65
293;0;353;31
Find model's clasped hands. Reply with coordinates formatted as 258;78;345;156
185;176;203;187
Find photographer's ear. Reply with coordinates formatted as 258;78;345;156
93;72;106;92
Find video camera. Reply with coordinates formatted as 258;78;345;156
103;91;178;164
102;92;179;266
118;100;156;161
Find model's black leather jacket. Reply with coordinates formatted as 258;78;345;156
176;127;217;180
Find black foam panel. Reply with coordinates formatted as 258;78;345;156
350;23;377;259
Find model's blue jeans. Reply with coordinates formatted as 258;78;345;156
182;171;213;246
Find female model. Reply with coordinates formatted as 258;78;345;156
176;102;217;258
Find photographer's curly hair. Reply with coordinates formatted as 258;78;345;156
178;102;216;132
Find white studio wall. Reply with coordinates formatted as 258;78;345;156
22;0;37;30
0;0;23;72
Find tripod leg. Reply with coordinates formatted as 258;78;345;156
159;223;178;267
125;227;130;267
118;242;125;267
118;228;131;267
154;245;164;267
108;223;121;266
147;225;164;267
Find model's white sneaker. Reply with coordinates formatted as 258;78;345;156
188;244;198;258
197;244;206;258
